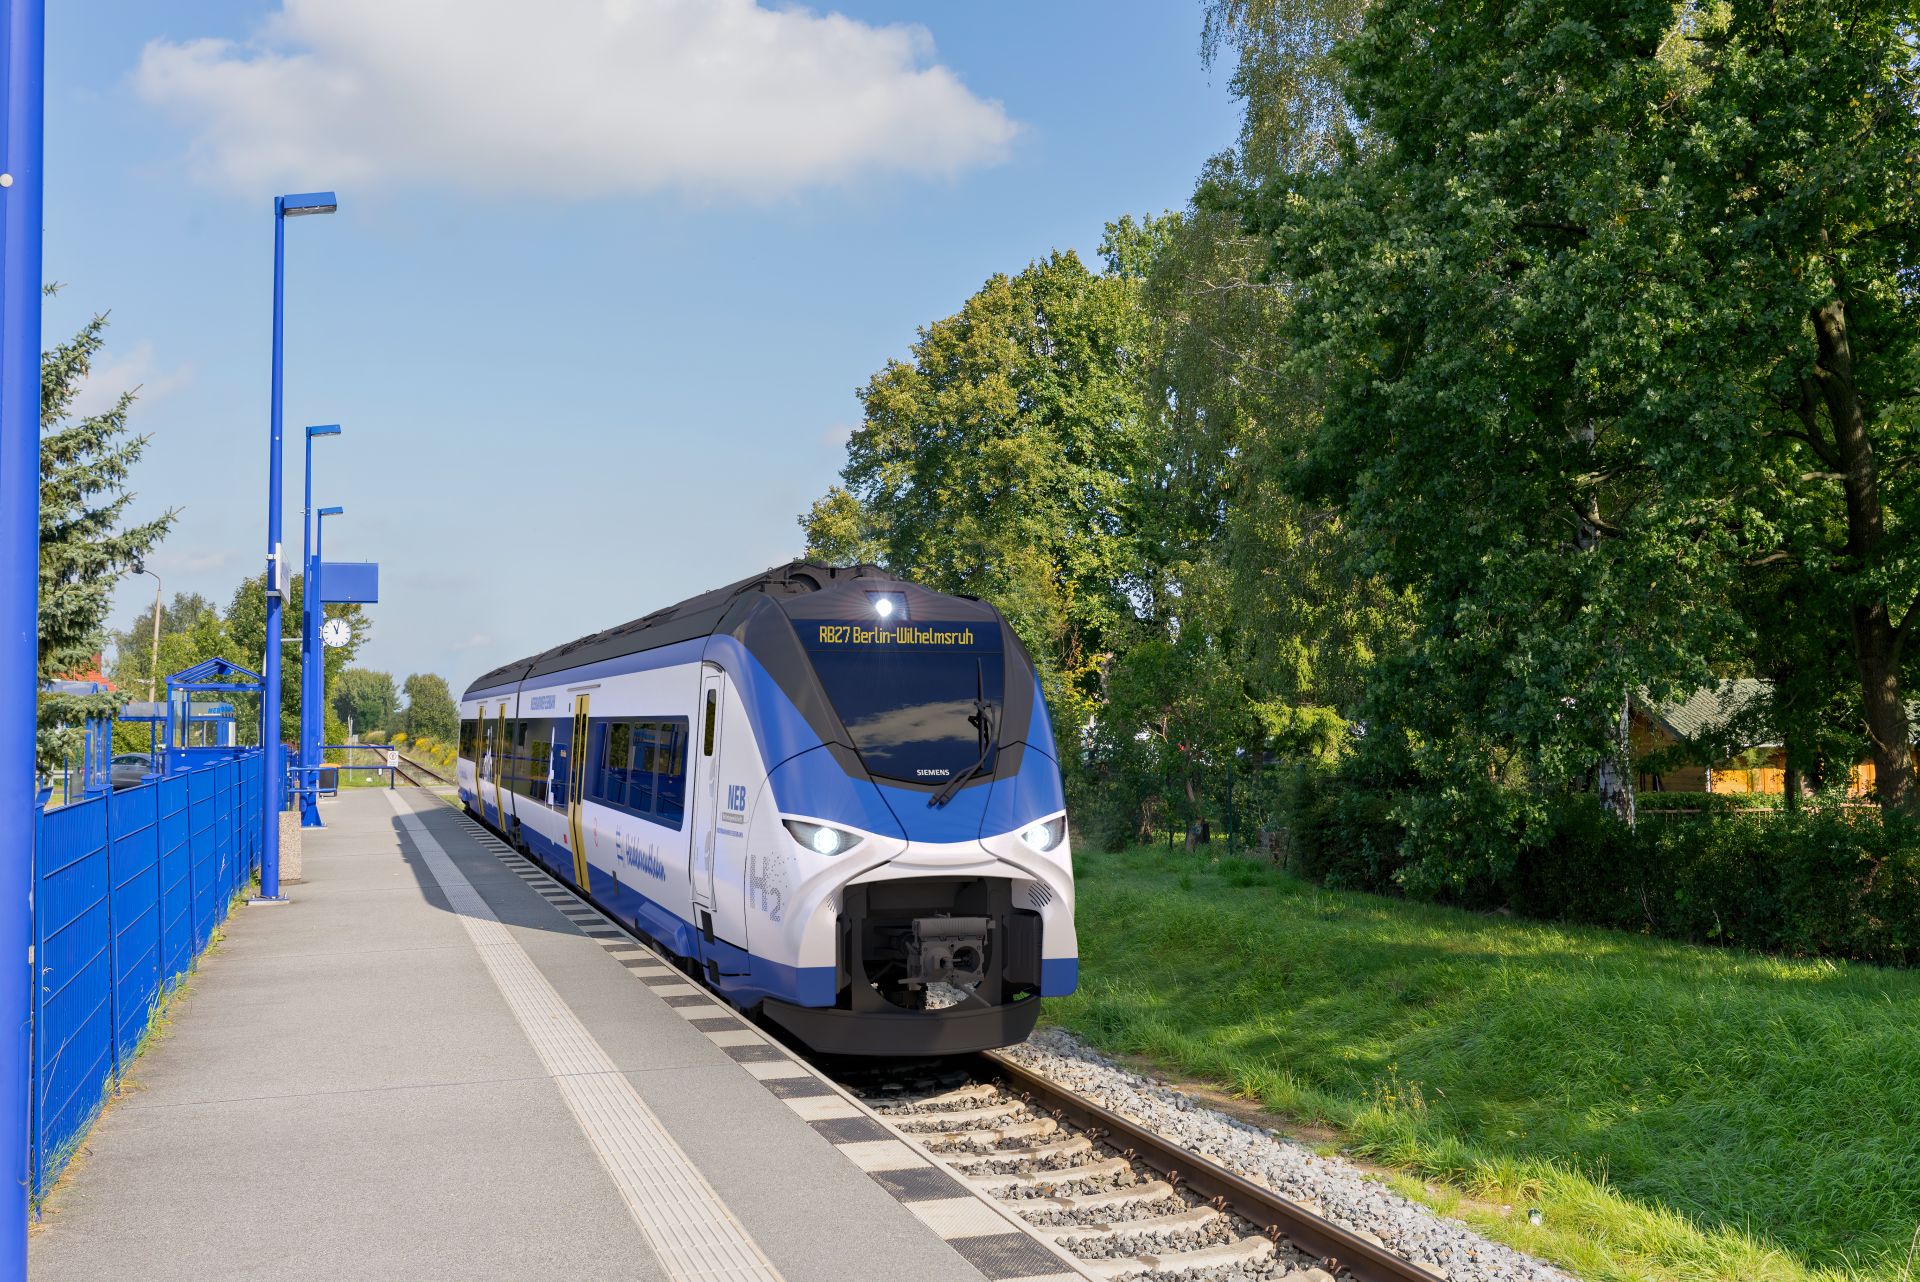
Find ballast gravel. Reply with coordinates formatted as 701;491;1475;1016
1001;1029;1576;1282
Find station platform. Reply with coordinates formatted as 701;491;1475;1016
27;788;1080;1282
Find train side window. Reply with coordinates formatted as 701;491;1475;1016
629;723;657;814
657;722;687;825
527;728;551;804
550;716;572;809
598;721;631;809
703;690;717;756
459;719;476;759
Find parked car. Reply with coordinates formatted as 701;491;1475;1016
110;753;155;790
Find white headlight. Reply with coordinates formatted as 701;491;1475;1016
875;597;894;618
1020;817;1065;852
783;818;860;857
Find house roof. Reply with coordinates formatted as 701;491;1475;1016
1640;679;1773;745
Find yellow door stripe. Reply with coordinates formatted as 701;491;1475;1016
569;694;591;887
493;705;507;827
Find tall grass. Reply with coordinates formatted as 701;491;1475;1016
1055;846;1920;1282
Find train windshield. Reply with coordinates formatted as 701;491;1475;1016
799;621;1004;785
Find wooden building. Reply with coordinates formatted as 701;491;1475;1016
1630;680;1873;797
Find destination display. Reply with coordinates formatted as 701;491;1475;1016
809;623;981;647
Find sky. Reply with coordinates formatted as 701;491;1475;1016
51;0;1243;696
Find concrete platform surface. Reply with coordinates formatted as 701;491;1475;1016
26;787;1010;1282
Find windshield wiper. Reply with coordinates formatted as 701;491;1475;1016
929;659;995;809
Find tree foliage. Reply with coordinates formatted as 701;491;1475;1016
799;0;1920;887
225;571;368;746
801;248;1157;741
109;590;220;702
38;311;174;771
1229;0;1920;823
399;673;458;743
333;668;399;737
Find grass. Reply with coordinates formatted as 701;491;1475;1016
1050;845;1920;1282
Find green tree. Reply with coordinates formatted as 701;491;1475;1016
1224;0;1920;836
398;673;458;743
108;596;230;754
800;248;1155;741
38;312;174;771
333;668;398;738
225;571;368;745
109;589;219;703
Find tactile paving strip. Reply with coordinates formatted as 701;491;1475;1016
436;798;1088;1282
387;793;782;1282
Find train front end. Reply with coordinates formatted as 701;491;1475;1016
731;577;1076;1056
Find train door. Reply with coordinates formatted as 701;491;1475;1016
493;704;508;829
690;666;727;925
478;703;495;821
566;694;590;887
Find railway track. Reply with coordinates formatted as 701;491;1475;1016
833;1054;1444;1282
391;754;454;789
445;797;1444;1282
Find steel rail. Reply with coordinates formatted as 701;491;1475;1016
393;753;455;787
973;1050;1445;1282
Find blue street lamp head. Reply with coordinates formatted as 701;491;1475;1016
278;191;338;217
306;423;341;439
318;506;344;518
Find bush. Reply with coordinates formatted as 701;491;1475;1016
1295;778;1920;966
1292;768;1406;890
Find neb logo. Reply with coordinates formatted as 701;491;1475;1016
725;784;747;812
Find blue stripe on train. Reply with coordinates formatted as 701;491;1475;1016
1041;957;1078;996
519;820;836;1008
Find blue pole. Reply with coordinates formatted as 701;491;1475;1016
298;429;317;826
259;198;287;899
312;509;326;806
256;193;334;897
0;0;43;1263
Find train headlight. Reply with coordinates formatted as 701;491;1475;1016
784;818;860;857
1020;817;1066;853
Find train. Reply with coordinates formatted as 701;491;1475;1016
457;562;1077;1055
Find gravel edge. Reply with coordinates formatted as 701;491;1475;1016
1001;1028;1578;1282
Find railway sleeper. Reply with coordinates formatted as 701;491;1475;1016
1047;1206;1221;1242
938;1116;1059;1146
890;1100;1027;1129
903;1083;1000;1110
1075;1235;1274;1280
941;1136;1091;1166
1027;1179;1177;1215
966;1155;1132;1190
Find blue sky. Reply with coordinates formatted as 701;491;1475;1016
53;0;1241;694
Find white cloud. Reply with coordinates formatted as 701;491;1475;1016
820;423;855;447
71;340;192;419
134;0;1018;200
448;632;493;653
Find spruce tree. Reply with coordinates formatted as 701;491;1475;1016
38;310;175;773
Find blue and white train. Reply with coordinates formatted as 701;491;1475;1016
458;562;1077;1055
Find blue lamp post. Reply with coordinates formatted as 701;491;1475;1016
298;424;340;827
304;505;343;813
0;0;43;1270
259;190;337;902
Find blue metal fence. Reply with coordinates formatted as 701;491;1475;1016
30;748;264;1193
